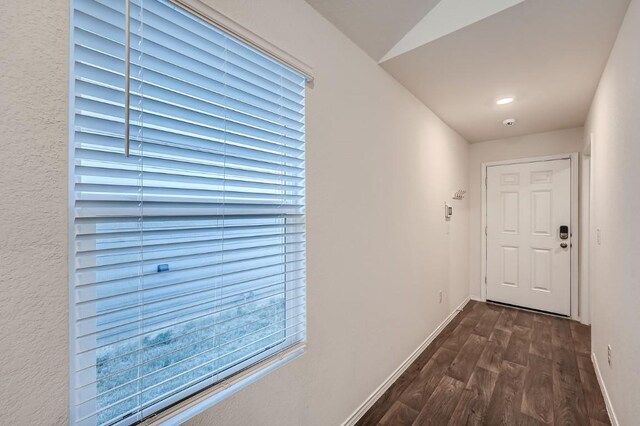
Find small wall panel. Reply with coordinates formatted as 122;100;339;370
531;248;552;292
502;246;519;287
502;192;519;234
531;191;552;236
531;170;553;184
500;173;520;186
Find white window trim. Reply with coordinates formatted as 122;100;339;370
68;0;309;423
141;343;305;425
170;0;314;82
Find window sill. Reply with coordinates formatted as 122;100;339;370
141;343;306;425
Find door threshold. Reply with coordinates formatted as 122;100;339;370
486;299;570;319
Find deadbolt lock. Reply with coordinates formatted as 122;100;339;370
559;225;569;240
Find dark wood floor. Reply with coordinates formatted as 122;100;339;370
356;300;610;426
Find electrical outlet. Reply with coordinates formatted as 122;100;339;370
607;345;612;367
439;291;443;304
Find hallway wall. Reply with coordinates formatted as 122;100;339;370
585;0;640;422
467;128;584;299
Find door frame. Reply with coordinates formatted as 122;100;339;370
480;152;580;320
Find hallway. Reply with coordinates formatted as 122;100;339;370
357;301;609;425
4;0;640;424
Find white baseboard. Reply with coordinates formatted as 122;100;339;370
591;352;619;426
469;295;484;302
341;296;471;426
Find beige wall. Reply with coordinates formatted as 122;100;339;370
0;1;70;425
0;1;470;425
467;128;584;299
585;0;640;422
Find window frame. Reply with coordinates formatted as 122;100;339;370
67;0;312;424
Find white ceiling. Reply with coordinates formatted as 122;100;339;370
381;0;526;62
304;0;442;61
305;0;631;143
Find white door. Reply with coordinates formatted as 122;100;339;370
486;159;571;316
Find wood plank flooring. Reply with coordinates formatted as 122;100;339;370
356;301;610;426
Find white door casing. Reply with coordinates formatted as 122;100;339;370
486;159;571;316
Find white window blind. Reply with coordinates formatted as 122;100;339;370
69;0;306;424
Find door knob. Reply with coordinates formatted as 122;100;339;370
560;242;568;248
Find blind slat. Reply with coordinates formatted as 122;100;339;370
72;20;305;114
75;96;305;156
75;76;304;147
77;0;304;91
75;166;304;196
76;69;304;140
74;277;305;373
74;42;304;123
76;277;305;342
76;292;306;366
75;130;305;175
75;244;305;289
76;289;306;357
77;324;306;424
76;266;305;324
75;231;304;265
75;308;306;403
77;312;307;403
75;144;305;185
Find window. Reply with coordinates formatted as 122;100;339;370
69;0;306;424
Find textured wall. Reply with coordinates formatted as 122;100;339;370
0;0;471;425
0;0;70;424
467;128;584;300
585;0;640;422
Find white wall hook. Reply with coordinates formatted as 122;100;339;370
452;189;467;200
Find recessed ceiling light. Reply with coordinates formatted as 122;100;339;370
497;97;515;105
